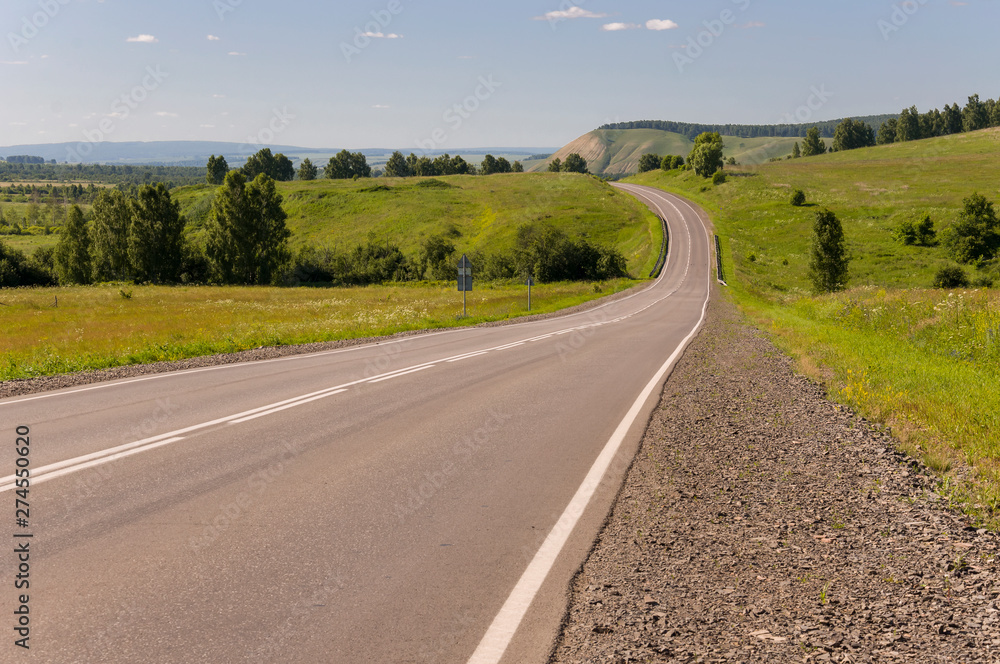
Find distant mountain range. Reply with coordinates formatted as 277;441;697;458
0;141;558;167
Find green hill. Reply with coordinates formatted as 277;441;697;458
531;128;798;176
175;172;663;277
630;127;1000;295
628;127;1000;526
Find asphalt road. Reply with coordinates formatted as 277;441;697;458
0;185;713;664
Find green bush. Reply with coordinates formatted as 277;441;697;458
896;215;937;246
934;265;970;289
712;171;727;185
790;190;806;207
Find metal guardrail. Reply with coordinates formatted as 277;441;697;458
649;215;669;278
715;234;726;284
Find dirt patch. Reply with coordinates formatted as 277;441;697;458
551;293;999;663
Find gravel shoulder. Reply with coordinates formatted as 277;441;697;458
551;292;999;663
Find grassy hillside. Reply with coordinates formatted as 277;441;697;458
532;129;799;176
629;127;1000;527
176;173;663;277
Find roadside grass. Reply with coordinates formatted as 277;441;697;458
177;172;663;278
628;127;1000;528
0;279;639;382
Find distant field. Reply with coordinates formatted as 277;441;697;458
0;279;639;381
176;173;663;277
1;233;59;254
629;127;1000;527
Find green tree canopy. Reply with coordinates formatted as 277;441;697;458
298;158;318;181
876;119;897;145
54;205;92;285
547;158;562;173
800;127;826;156
384;151;411;177
561;153;588;174
206;154;229;185
479;154;500;175
808;209;850;293
206;171;291;285
325;150;371;179
240;148;295;182
129;184;185;283
943;192;1000;264
687;133;724;177
963;94;990;132
832;119;876;151
90;188;133;281
638;153;661;173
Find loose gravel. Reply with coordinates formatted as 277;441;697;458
551;293;999;663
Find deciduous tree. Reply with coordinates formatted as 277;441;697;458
206;155;229;185
206;172;291;285
687;133;724;176
800;127;826;156
54;205;92;284
129;184;185;283
298;158;318;181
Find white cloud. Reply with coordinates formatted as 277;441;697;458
228;51;247;56
207;35;220;41
371;104;390;109
646;19;679;31
212;94;226;99
362;32;402;39
126;34;158;43
155;111;178;118
200;124;215;128
534;7;608;21
738;21;765;29
602;22;641;31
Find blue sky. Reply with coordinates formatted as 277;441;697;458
1;0;997;151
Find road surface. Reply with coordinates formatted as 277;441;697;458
0;185;712;663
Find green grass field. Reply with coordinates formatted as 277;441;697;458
175;172;663;277
629;127;1000;527
0;279;639;381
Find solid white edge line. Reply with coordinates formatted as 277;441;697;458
466;187;711;664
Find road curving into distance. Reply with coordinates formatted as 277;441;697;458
0;185;713;663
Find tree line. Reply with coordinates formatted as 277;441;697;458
597;116;895;139
204;148;531;184
0;162;207;188
876;94;1000;145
